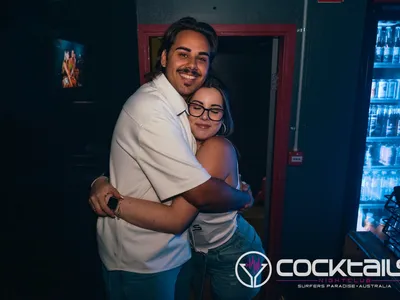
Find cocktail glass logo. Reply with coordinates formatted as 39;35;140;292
235;251;272;288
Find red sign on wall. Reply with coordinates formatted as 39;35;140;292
318;0;343;3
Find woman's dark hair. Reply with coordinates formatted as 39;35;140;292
145;17;218;81
188;75;234;137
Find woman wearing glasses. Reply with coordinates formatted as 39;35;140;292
93;76;264;300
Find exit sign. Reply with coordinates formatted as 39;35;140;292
318;0;343;2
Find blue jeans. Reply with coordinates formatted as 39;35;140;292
102;263;186;300
177;215;265;300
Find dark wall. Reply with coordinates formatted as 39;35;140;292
4;0;139;299
3;2;67;299
136;0;369;260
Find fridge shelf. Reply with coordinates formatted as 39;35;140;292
359;201;387;209
378;21;400;27
363;165;400;170
371;99;400;105
374;63;400;69
366;137;400;142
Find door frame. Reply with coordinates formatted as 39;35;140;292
137;22;296;288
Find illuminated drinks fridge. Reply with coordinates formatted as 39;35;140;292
357;20;400;243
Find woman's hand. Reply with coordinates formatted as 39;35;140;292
239;178;254;212
89;176;123;217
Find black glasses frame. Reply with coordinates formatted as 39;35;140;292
187;103;224;121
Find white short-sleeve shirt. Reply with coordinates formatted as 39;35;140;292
97;74;211;273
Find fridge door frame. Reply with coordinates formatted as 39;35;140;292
343;2;400;236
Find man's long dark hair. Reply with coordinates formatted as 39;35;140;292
145;17;218;81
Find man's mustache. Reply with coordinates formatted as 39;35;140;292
178;67;200;77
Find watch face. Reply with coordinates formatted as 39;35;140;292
108;197;119;211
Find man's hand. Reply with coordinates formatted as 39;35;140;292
240;179;254;212
89;176;123;217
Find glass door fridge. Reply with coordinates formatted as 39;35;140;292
357;19;400;239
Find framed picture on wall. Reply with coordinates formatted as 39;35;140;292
54;38;85;89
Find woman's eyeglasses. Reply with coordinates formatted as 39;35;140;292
187;103;224;121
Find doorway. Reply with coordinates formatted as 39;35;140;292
212;36;273;200
138;24;296;280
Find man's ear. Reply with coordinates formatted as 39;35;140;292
161;50;167;68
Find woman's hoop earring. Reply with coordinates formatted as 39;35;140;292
221;123;227;135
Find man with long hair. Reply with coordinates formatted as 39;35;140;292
89;17;253;300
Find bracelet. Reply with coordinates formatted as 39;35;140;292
90;175;108;188
115;201;122;219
